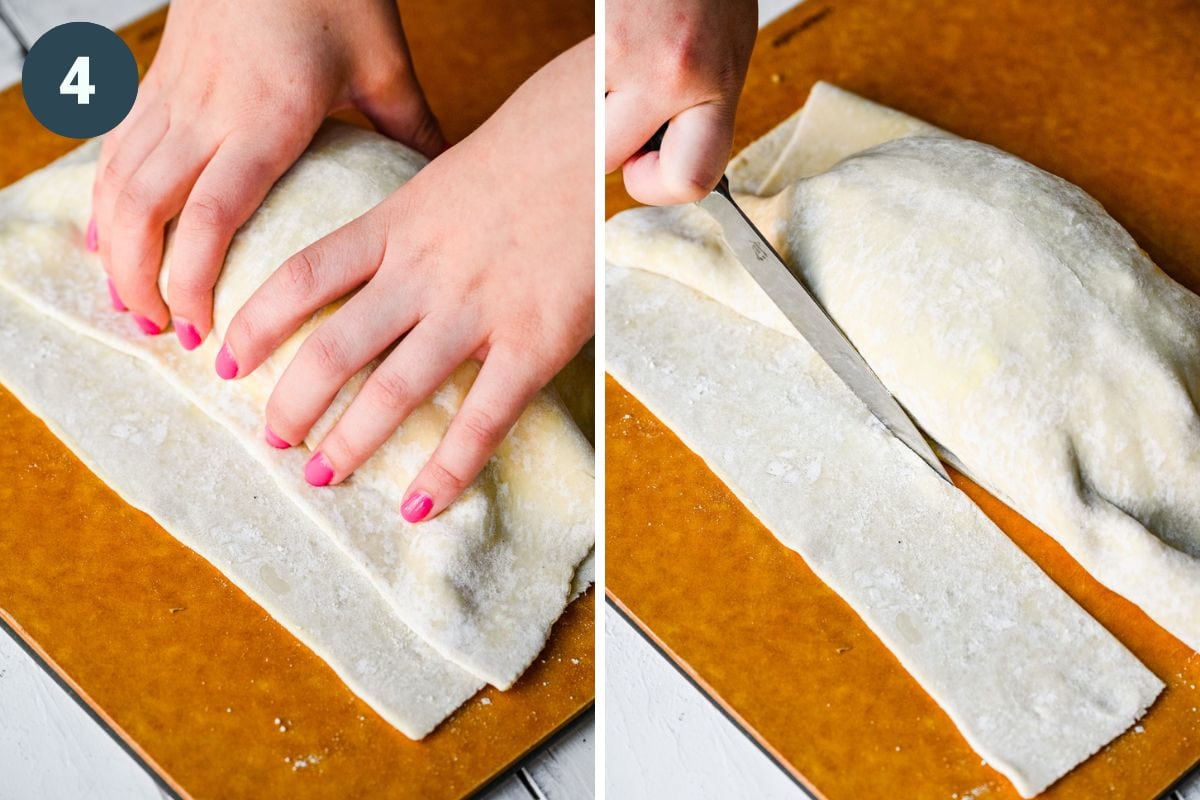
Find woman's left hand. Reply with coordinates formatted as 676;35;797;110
219;38;594;523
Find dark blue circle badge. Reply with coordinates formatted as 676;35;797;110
22;22;138;139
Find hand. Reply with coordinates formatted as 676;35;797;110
92;0;444;348
219;39;595;522
605;0;757;204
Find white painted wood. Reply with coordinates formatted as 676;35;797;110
523;712;595;799
0;19;22;88
0;630;168;800
760;0;800;27
0;0;162;46
479;774;536;800
477;712;595;800
1175;770;1200;800
605;606;802;799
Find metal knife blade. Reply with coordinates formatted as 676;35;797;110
698;177;951;483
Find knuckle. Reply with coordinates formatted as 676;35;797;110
303;331;350;376
101;158;127;186
228;307;260;349
499;321;555;373
114;180;158;221
282;249;321;298
606;23;630;62
366;369;413;414
183;192;233;233
659;37;705;93
239;152;279;186
167;268;212;309
248;86;320;126
456;407;501;453
426;458;470;494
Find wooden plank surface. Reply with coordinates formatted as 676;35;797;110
0;626;168;800
522;711;595;798
605;1;1200;798
605;604;801;799
0;3;594;799
0;0;151;45
0;17;21;88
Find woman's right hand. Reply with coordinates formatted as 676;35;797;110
92;0;445;349
604;0;757;205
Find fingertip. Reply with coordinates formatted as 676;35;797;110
400;490;434;523
304;451;333;487
264;425;291;450
132;314;162;336
215;343;238;379
174;317;202;350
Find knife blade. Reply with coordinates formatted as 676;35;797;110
698;176;951;483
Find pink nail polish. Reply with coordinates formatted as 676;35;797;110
265;426;291;450
175;318;201;351
401;491;433;523
86;217;98;252
215;344;238;379
107;278;127;312
305;452;333;486
132;314;161;335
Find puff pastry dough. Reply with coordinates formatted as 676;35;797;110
0;123;594;737
606;82;1174;795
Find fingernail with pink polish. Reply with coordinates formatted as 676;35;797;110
175;318;201;351
401;491;433;523
107;279;127;312
132;314;161;335
215;344;238;380
265;426;291;450
86;217;98;252
305;452;333;487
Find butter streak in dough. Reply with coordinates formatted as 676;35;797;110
0;123;594;694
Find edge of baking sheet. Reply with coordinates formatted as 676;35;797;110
0;609;188;800
605;592;824;800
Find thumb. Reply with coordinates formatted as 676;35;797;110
622;101;734;205
355;65;447;159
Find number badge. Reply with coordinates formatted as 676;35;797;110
22;22;138;139
60;56;98;105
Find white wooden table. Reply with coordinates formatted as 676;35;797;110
0;2;592;798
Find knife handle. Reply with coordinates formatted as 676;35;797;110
641;122;731;197
643;122;668;153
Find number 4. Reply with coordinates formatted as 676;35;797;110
60;56;96;105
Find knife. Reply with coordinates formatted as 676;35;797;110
638;126;950;482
